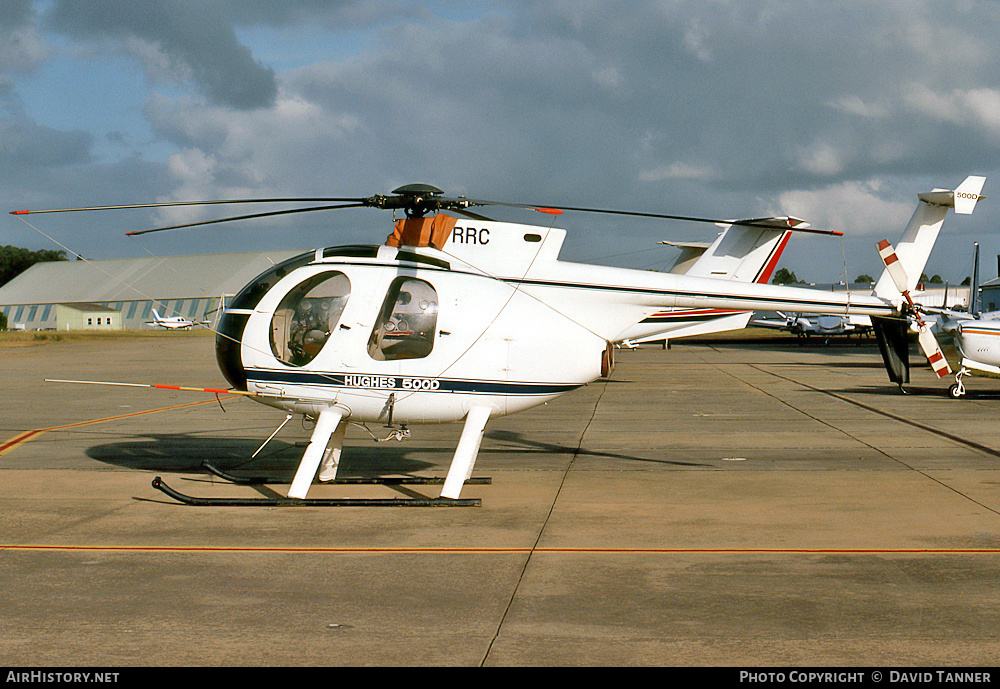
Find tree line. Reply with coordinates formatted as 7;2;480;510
0;245;68;288
0;246;69;330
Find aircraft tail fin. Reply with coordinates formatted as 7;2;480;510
953;175;987;215
674;216;825;283
870;176;984;385
873;176;985;303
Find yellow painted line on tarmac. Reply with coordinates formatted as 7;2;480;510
0;397;232;457
1;545;999;555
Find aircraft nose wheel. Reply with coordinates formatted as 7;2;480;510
948;368;969;398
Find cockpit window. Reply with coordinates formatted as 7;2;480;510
368;277;439;361
270;271;351;366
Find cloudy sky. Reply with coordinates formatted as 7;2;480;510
3;0;999;284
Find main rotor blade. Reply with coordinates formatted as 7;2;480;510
12;188;844;235
126;203;369;236
464;199;843;235
11;197;368;216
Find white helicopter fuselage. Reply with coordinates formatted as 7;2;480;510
219;219;897;426
237;251;607;423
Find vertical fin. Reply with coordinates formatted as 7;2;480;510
873;176;985;303
953;176;986;215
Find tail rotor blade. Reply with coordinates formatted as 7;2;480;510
917;325;952;378
877;239;911;296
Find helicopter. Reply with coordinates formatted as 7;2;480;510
10;177;984;505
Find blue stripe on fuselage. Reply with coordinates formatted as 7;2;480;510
247;368;582;396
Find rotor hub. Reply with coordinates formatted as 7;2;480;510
364;184;448;218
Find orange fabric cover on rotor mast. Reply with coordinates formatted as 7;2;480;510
385;214;458;250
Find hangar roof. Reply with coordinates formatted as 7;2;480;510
59;302;120;313
0;250;307;305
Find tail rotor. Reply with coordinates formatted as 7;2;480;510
876;239;951;378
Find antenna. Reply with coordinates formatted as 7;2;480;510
972;241;980;316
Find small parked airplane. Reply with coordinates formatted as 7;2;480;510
618;216;827;347
145;309;207;330
751;312;873;341
945;319;1000;397
914;243;1000;397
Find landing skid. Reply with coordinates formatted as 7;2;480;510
155;406;496;506
202;462;491;487
151;476;482;507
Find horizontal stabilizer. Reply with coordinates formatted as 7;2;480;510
657;240;712;249
918;175;986;215
658;240;712;275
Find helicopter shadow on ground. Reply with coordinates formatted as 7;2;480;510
85;409;718;482
482;429;714;468
703;342;885;362
834;383;951;398
85;432;442;481
786;359;887;369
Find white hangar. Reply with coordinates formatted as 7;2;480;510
0;249;304;331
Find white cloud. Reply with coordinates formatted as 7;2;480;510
639;161;716;183
772;179;914;237
0;25;50;75
6;1;1000;279
682;19;713;62
826;95;888;120
592;66;620;90
795;142;846;177
905;84;1000;138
